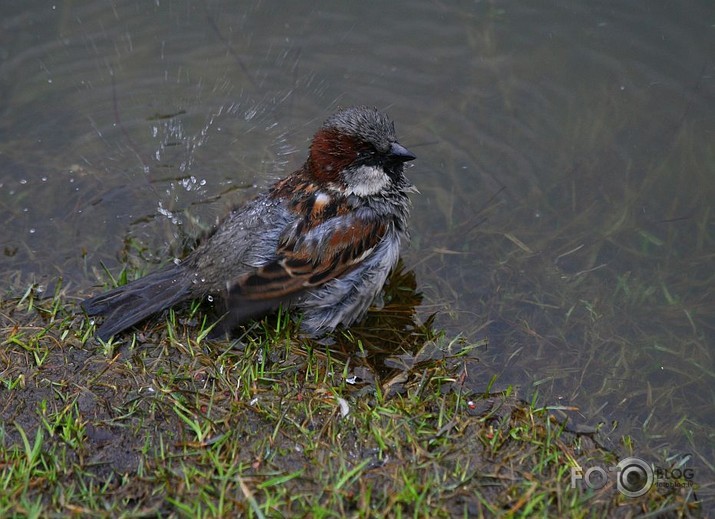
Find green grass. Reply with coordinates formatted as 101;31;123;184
0;277;700;517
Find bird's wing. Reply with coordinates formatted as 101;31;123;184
230;213;387;301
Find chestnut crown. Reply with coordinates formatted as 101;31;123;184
307;106;415;187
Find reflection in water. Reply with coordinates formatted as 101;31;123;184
335;259;439;382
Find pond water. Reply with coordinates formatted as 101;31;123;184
1;0;713;506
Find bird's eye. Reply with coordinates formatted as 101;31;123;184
357;148;376;163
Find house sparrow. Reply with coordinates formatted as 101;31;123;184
82;106;416;341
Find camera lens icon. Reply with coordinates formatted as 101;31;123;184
616;457;654;497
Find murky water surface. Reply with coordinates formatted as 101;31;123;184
2;0;713;503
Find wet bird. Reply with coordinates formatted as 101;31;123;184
82;106;417;341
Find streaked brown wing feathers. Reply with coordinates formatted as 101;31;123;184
232;217;386;301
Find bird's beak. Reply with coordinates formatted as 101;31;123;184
390;142;416;162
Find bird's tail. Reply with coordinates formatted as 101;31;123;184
81;265;193;341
